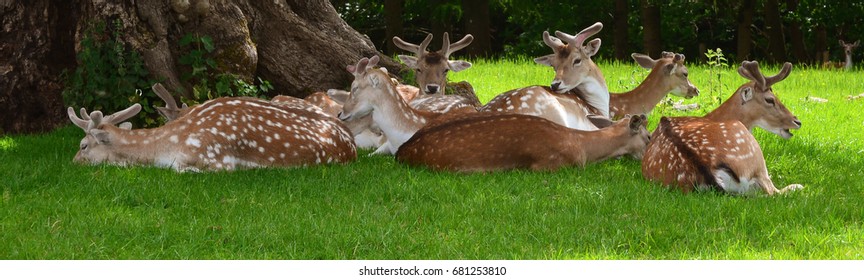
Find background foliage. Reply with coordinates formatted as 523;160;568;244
332;0;864;64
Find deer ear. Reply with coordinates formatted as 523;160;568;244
631;53;656;69
448;60;472;72
346;65;357;74
398;55;418;69
90;129;111;144
533;54;555;66
118;122;132;130
840;39;846;46
587;114;613;128
583;38;601;57
327;89;350;103
628;114;646;132
741;87;754;103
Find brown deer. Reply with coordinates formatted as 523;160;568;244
395;113;649;172
609;52;699;119
641;61;803;195
338;56;472;155
393;32;478;113
822;40;860;70
68;97;357;172
479;22;609;130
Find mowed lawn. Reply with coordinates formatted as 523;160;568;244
1;58;863;259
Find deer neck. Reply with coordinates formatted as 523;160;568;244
370;85;436;147
704;95;756;130
101;125;185;167
575;72;610;118
846;53;853;69
610;69;670;117
570;127;632;163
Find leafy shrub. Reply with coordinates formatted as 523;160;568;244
177;33;273;101
61;19;161;127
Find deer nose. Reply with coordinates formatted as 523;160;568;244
793;119;802;128
425;85;439;94
551;82;561;91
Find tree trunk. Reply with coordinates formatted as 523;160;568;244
461;0;491;58
613;0;629;60
785;0;810;63
764;0;787;63
640;0;662;58
0;0;403;134
736;0;756;61
384;0;404;55
814;25;828;63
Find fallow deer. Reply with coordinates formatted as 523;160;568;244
68;97;357;172
395;114;649;172
840;40;860;70
393;32;478;113
641;61;803;195
609;52;699;119
479;22;609;130
822;40;860;70
338;55;466;155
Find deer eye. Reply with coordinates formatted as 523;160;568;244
765;98;776;106
683;72;689;77
443;69;449;74
80;143;88;150
573;58;582;65
416;69;423;73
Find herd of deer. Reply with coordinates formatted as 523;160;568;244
68;22;821;196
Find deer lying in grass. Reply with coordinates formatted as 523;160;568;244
393;32;479;113
338;55;472;155
641;61;803;195
480;22;609;130
609;52;699;119
68;97;357;171
395;113;649;172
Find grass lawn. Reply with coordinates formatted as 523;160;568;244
1;58;863;259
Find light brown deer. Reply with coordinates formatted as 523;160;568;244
393;32;478;113
641;61;803;195
609;52;699;119
822;40;860;70
395;113;649;172
339;56;468;155
68;97;357;171
479;22;609;130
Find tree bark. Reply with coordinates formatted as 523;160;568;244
764;0;787;63
736;0;756;61
461;0;491;57
785;0;810;63
384;0;404;55
814;25;828;63
640;0;662;58
0;0;403;134
613;0;629;60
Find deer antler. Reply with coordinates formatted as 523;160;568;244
347;56;381;76
554;22;603;48
393;33;433;57
738;61;767;90
764;62;793;89
441;32;474;58
153;83;188;121
541;31;565;49
67;104;142;131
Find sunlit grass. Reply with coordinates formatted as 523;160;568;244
1;59;863;259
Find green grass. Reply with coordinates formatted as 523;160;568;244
2;59;863;259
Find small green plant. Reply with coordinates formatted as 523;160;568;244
61;19;161;127
177;33;272;101
704;48;730;108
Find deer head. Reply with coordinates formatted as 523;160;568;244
67;104;142;163
339;55;386;121
631;51;699;98
728;61;801;139
840;39;860;57
533;22;604;93
393;32;474;95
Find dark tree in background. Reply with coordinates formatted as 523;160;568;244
763;0;787;63
385;0;404;55
640;0;663;58
736;0;757;61
613;0;630;60
1;0;402;134
461;0;491;57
